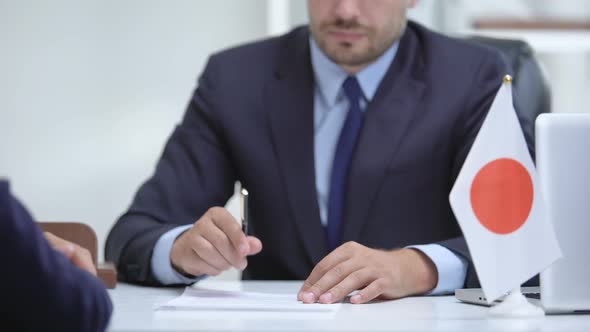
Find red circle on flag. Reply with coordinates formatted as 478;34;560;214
470;158;534;235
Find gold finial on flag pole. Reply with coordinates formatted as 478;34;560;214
503;75;513;84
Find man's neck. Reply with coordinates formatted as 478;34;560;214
340;63;368;75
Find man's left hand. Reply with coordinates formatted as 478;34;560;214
44;232;97;276
298;242;438;304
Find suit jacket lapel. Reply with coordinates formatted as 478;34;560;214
342;27;427;244
267;28;328;265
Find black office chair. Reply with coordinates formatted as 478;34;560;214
463;36;551;140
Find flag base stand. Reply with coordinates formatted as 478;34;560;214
488;288;545;318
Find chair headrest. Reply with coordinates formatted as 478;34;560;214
463;36;551;139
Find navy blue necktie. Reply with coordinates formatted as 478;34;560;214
326;76;365;251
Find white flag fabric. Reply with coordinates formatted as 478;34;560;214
449;79;561;303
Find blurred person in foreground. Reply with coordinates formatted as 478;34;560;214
0;179;112;331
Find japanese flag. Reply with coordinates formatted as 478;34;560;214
449;76;562;303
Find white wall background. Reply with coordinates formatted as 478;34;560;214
1;0;588;281
0;0;266;266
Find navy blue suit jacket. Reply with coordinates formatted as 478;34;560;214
0;181;112;331
106;22;534;287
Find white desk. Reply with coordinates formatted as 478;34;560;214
107;280;590;331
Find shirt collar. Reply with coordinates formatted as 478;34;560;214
310;37;399;108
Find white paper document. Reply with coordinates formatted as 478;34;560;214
154;286;341;313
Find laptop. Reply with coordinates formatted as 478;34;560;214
455;113;590;314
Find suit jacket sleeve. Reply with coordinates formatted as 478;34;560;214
436;50;535;289
105;57;237;285
0;181;112;332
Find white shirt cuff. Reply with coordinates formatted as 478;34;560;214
151;224;203;285
407;244;468;295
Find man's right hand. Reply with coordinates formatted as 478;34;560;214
170;207;262;277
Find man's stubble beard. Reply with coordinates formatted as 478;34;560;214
314;18;408;68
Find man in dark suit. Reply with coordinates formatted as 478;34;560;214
1;180;112;331
106;0;532;305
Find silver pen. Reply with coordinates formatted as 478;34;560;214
240;187;249;235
